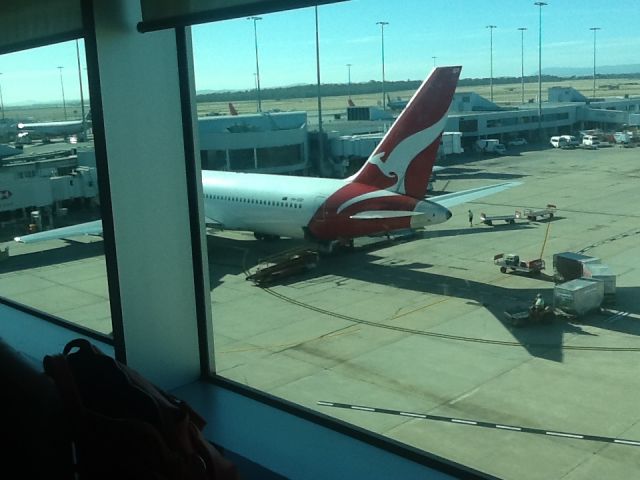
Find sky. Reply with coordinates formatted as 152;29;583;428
1;0;640;105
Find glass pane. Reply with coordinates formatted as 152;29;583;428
192;2;640;478
0;40;111;337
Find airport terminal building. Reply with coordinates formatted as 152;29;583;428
191;85;640;179
198;111;309;174
445;87;640;145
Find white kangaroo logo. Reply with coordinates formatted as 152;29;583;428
369;114;448;195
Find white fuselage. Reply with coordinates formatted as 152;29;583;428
18;120;85;137
202;170;344;239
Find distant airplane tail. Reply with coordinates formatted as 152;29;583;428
228;103;239;116
347;66;461;199
348;99;356;107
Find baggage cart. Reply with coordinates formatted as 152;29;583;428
494;253;545;275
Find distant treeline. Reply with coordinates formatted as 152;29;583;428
195;73;640;103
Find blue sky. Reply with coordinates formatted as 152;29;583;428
1;0;639;105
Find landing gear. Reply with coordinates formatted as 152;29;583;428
318;239;354;255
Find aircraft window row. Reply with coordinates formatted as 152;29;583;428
204;193;302;209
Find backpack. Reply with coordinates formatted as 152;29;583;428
43;338;240;480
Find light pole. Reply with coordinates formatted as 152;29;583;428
486;25;496;101
376;21;389;110
247;16;262;112
590;27;601;99
57;66;67;120
432;56;437;67
75;40;86;140
534;2;547;137
518;27;527;104
346;63;352;100
315;6;324;166
0;73;4;121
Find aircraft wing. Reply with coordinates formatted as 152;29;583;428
14;220;103;243
205;216;224;229
429;182;521;209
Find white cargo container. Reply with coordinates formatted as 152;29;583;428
554;278;604;316
583;263;616;298
441;132;464;154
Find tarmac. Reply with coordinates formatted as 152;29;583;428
2;144;640;479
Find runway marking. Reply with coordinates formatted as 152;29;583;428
577;227;640;254
604;310;633;324
390;297;451;320
318;401;640;448
449;388;479;405
496;425;521;431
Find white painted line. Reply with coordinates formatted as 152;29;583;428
546;431;584;439
614;439;640;446
317;401;334;406
451;419;477;425
351;406;375;412
399;412;426;418
496;425;521;431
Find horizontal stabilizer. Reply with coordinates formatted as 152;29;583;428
350;210;424;220
14;220;103;243
431;182;521;208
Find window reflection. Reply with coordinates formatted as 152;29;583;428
0;40;111;336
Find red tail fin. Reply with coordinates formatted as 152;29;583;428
228;103;238;116
348;66;461;199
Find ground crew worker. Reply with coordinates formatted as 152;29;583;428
468;209;474;227
534;293;545;311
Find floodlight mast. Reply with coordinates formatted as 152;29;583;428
518;27;527;104
534;2;547;137
590;27;601;99
486;25;497;101
247;16;263;112
376;21;389;110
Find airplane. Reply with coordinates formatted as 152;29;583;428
17;111;91;143
386;94;408;111
15;66;517;251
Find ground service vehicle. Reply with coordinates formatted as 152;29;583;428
582;135;600;149
507;137;527;147
518;204;556;221
246;249;319;286
494;253;545;275
550;136;568;148
504;305;554;327
614;132;631;145
480;212;517;225
475;139;506;154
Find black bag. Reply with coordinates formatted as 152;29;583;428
43;338;239;480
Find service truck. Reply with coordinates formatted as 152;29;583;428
475;139;506;155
